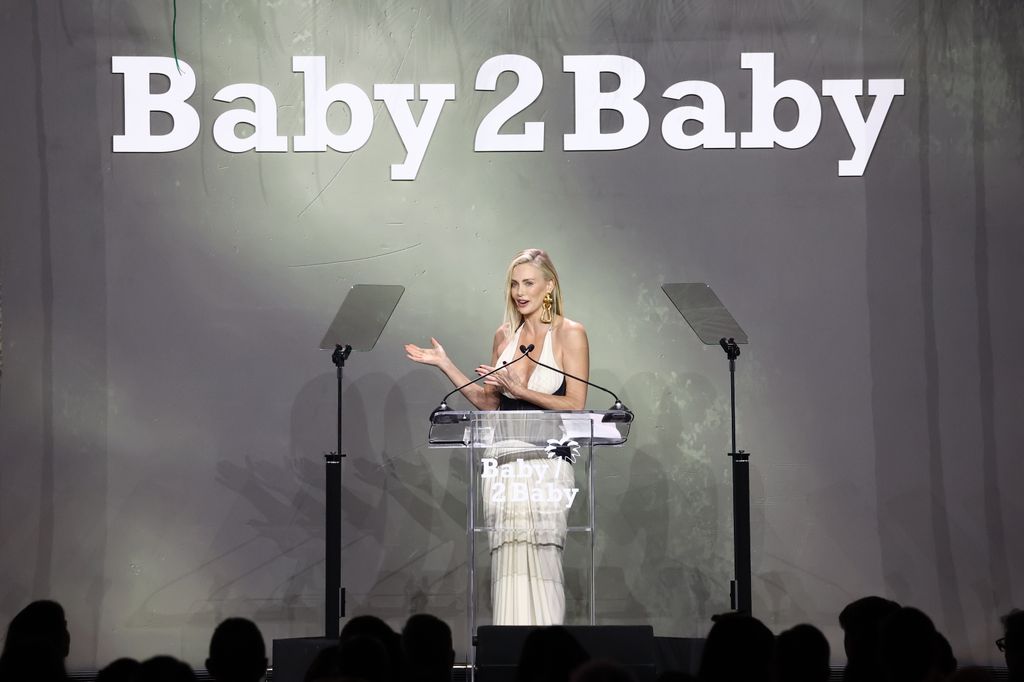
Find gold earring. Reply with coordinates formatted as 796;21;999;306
540;293;554;324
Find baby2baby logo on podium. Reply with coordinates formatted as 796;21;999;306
481;439;582;511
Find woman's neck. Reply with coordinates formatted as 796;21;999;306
519;313;549;336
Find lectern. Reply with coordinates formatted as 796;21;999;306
429;410;632;675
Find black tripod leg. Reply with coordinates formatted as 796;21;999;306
731;451;751;614
325;452;342;637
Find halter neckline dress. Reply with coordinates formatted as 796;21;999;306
496;325;566;409
484;323;575;626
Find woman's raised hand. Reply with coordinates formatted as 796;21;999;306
404;337;449;367
478;363;522;398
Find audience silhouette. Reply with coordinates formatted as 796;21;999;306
1003;609;1024;682
838;595;900;682
337;633;390;682
303;644;343;682
95;657;142;682
570;659;636;682
515;625;590;682
341;614;403;682
2;596;1020;681
776;623;830;682
697;613;774;682
878;606;942;682
139;654;198;681
206;617;268;682
935;631;959;679
0;600;71;682
402;614;454;682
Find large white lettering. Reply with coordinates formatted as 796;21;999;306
292;55;373;153
563;55;650;151
111;53;904;178
740;52;822;149
661;81;736;150
212;83;287;153
374;83;455;180
822;78;905;176
480;458;579;509
112;56;200;152
474;54;545;152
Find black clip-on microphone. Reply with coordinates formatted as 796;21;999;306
519;344;634;423
430;344;535;423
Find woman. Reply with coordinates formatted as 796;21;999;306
405;248;590;625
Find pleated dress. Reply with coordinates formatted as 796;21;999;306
482;325;575;625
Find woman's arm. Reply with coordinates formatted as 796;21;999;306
482;321;589;410
404;330;504;410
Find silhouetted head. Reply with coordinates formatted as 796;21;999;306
571;659;636;682
1002;609;1024;682
698;613;774;682
96;657;142;682
516;626;590;682
402;614;454;682
934;630;957;677
139;655;198;682
0;600;71;681
340;615;402;682
776;623;830;682
0;637;68;682
878;607;940;682
341;615;398;648
838;596;899;682
206;617;267;682
304;645;342;682
2;600;71;659
338;634;389;682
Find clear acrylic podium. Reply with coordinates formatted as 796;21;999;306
429;410;631;672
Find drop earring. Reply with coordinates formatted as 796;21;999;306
540;292;554;324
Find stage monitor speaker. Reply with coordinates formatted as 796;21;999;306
272;637;337;682
475;625;656;682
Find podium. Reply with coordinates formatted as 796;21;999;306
429;410;632;672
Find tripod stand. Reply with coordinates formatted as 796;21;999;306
663;283;752;615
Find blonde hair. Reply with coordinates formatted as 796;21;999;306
502;248;563;335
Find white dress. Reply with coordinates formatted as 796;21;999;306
482;325;575;625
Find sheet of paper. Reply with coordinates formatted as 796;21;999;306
561;413;623;442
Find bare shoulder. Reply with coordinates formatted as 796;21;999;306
556;317;588;344
492;324;510;352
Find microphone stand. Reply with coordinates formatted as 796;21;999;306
430;346;534;423
720;337;751;615
325;343;350;637
520;346;633;421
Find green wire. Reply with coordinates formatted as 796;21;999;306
172;0;181;74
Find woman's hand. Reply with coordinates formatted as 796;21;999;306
478;363;523;398
405;338;450;368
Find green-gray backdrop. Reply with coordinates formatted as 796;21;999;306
2;0;1023;670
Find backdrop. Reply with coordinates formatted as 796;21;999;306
2;0;1023;670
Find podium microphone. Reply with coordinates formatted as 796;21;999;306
519;345;633;423
430;345;535;423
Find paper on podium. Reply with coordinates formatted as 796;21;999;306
562;413;622;441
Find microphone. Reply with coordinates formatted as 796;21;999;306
430;344;535;423
519;345;634;423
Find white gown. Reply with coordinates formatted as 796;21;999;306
482;326;575;625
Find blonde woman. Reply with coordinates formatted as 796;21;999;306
405;248;590;624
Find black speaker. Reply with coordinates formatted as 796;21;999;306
475;625;656;682
271;637;337;682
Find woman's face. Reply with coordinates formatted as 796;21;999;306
510;263;552;318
